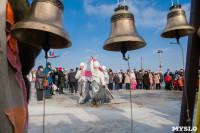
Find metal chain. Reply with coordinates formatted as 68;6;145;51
43;55;48;133
124;55;133;133
179;43;191;126
127;59;133;133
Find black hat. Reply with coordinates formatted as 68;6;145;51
38;66;43;70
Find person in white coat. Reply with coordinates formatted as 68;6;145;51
102;65;109;86
90;60;111;107
75;62;91;104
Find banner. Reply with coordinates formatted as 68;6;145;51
81;57;103;81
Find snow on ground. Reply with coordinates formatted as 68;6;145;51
28;84;197;133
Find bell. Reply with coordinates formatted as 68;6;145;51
10;0;71;49
103;5;146;52
161;5;195;38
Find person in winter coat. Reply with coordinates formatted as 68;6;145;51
125;70;131;90
178;76;184;91
130;71;137;90
63;68;68;89
143;71;150;90
75;62;91;104
108;71;114;90
43;62;54;98
165;74;172;90
173;71;179;90
113;72;120;90
136;70;143;89
90;59;111;107
102;66;109;86
118;71;123;89
164;69;173;89
149;70;154;90
35;66;45;101
121;70;125;88
68;69;76;93
75;67;79;93
57;67;65;94
154;71;160;89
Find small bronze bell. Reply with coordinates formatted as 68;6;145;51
103;5;146;52
161;5;195;39
11;0;71;49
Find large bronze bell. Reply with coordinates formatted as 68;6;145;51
11;0;71;49
103;5;146;52
161;5;195;38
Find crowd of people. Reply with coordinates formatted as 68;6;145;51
35;58;113;107
106;68;187;91
35;60;199;105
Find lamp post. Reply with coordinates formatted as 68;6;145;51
157;50;163;72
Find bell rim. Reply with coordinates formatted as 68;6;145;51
103;35;146;52
11;21;72;49
161;25;195;38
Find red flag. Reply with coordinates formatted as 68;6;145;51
99;67;104;72
92;57;96;62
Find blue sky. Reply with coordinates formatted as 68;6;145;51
30;0;192;72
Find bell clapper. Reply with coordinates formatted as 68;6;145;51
121;44;128;61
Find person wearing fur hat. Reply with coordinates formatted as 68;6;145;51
35;66;45;101
57;67;65;94
113;71;120;90
75;62;91;104
90;59;111;107
154;70;161;89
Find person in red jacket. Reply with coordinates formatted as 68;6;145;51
173;79;179;90
165;74;172;90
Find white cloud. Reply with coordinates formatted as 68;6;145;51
85;49;93;53
86;22;95;30
83;0;190;29
83;0;116;16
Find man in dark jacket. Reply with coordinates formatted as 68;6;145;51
143;71;150;90
68;69;76;93
113;72;120;90
75;67;79;93
136;70;143;89
57;67;65;94
35;66;45;101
